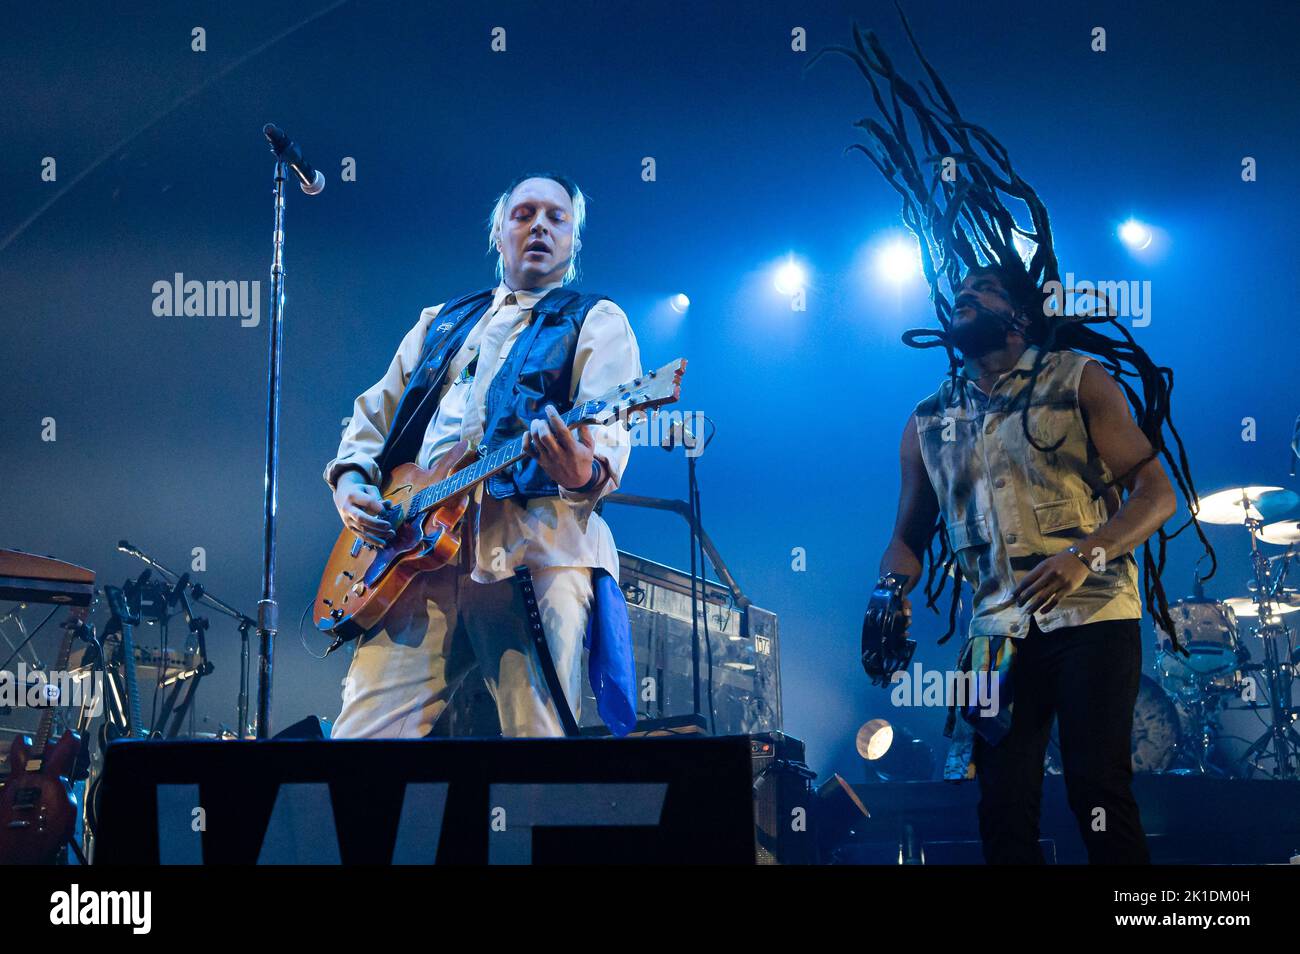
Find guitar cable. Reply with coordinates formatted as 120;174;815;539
298;598;332;661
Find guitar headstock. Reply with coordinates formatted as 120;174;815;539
63;600;94;635
580;358;687;427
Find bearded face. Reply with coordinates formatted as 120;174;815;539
950;272;1025;357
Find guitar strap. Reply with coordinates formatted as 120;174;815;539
512;565;579;737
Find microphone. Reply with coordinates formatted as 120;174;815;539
262;123;325;196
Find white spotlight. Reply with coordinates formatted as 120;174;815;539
1119;219;1153;251
773;259;807;296
669;293;690;314
876;239;919;284
856;719;895;761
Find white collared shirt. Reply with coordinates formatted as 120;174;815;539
324;281;641;583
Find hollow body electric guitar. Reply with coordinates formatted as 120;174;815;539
0;605;89;864
314;358;686;652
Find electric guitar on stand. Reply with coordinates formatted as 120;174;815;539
103;583;146;740
0;604;91;864
314;358;687;651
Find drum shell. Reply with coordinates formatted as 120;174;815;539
1156;599;1241;677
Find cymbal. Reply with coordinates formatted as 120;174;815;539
1256;520;1300;545
1224;596;1300;618
1195;486;1299;525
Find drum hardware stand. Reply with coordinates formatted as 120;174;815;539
1236;616;1300;779
1172;688;1232;777
1234;513;1300;779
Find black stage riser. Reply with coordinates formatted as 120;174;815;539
93;737;756;865
834;776;1300;865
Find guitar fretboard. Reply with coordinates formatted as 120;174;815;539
407;400;601;519
35;609;84;757
119;621;145;738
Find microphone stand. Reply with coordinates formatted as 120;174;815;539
256;160;288;739
601;417;732;733
118;542;255;736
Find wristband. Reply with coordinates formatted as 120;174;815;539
566;459;605;494
1065;545;1093;570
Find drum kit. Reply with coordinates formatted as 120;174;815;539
1135;485;1300;779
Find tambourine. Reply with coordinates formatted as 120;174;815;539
860;573;916;687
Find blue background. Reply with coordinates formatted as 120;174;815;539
3;0;1296;779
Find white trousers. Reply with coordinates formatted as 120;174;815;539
330;565;592;739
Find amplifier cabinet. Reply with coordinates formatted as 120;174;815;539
578;551;781;736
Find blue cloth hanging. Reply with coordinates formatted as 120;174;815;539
585;569;637;736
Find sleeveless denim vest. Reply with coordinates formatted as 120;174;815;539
374;286;609;503
914;347;1142;638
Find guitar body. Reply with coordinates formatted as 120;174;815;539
315;440;477;644
0;729;80;865
312;357;687;650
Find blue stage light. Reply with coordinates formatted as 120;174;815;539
875;238;919;284
773;259;808;296
1119;218;1153;251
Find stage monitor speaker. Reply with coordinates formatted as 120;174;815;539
93;737;756;864
750;732;817;864
271;714;330;740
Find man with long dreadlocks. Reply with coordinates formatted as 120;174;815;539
820;11;1215;864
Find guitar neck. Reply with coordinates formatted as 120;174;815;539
34;608;84;758
409;399;600;517
118;622;145;738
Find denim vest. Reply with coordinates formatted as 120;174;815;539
374;286;609;503
914;347;1141;638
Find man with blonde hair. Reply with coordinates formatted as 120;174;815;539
325;172;641;739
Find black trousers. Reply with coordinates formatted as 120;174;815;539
973;616;1150;864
